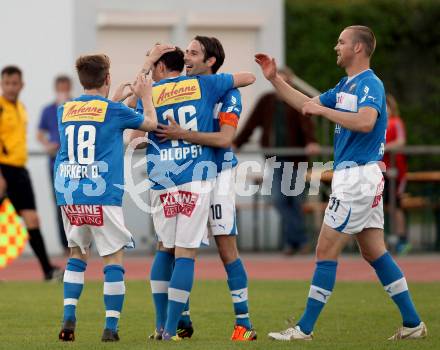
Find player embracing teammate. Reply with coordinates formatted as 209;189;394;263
133;43;256;341
156;36;257;341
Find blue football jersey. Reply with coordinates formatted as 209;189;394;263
137;74;234;189
319;69;387;169
213;88;242;171
54;95;144;206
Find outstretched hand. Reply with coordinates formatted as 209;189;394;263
155;115;187;142
255;53;277;81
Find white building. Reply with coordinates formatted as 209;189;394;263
1;0;284;254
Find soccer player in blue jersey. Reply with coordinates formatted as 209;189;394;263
156;36;256;341
55;54;157;342
256;25;426;341
134;47;255;341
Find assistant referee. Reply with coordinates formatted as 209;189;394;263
0;65;61;280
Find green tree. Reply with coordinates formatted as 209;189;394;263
285;0;440;168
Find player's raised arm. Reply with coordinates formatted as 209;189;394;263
132;74;157;131
232;72;256;88
140;43;176;75
255;53;312;111
120;44;176;108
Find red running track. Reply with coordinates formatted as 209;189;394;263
1;254;440;282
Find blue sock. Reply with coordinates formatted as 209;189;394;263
150;251;174;331
225;258;252;329
297;260;337;335
103;265;125;332
179;299;192;327
371;252;421;328
63;258;87;323
164;257;194;336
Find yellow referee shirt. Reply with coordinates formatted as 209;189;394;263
0;96;28;167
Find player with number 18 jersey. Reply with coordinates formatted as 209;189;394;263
56;54;157;343
55;94;145;255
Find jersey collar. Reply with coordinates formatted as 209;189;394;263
346;68;372;84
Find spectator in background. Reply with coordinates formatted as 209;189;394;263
234;67;319;255
37;75;72;255
0;65;62;280
383;94;409;255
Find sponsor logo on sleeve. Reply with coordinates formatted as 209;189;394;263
336;92;358;112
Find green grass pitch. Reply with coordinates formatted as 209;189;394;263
1;280;439;349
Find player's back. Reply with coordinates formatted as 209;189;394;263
55;94;144;206
143;73;234;189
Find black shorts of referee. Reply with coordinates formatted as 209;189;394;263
0;164;36;211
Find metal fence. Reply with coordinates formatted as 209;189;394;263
27;146;440;254
235;146;440;251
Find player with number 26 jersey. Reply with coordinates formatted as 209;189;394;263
137;73;234;190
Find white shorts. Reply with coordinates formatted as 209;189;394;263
61;205;134;256
150;180;214;248
208;168;238;236
324;163;384;235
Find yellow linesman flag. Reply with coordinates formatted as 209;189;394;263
0;197;28;268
